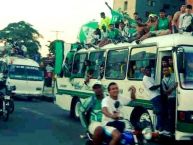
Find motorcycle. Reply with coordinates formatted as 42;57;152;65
0;92;9;121
79;101;155;145
5;85;16;114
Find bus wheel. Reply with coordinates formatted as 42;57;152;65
130;107;152;131
70;97;81;120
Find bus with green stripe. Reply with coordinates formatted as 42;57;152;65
54;33;193;140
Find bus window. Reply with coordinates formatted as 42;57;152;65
89;51;105;79
72;53;88;78
128;46;157;80
105;49;128;80
63;51;75;77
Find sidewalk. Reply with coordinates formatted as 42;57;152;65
42;86;55;102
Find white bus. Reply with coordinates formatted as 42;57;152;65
0;56;44;99
55;33;193;140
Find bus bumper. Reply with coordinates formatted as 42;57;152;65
176;131;193;140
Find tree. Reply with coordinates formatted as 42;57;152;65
0;21;42;56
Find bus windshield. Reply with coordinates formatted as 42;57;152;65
177;46;193;89
9;65;43;81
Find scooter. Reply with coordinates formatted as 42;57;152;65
79;101;154;145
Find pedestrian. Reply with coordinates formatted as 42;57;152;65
162;66;178;134
179;4;193;32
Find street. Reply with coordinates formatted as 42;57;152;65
0;100;191;145
0;100;85;145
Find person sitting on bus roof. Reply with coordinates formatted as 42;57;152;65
108;23;122;43
135;14;158;43
162;66;178;134
143;66;164;132
80;82;104;145
102;82;136;145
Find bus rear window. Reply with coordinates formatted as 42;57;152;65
105;49;128;80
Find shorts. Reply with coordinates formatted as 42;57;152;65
88;121;102;135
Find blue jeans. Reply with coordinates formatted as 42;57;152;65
151;95;163;130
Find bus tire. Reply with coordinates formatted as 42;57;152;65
130;107;152;130
70;97;80;120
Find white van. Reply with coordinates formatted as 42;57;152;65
1;56;44;98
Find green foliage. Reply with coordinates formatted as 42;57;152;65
48;40;64;55
0;21;42;56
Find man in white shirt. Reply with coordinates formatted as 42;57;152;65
162;66;178;133
142;66;163;131
179;5;193;32
102;82;136;145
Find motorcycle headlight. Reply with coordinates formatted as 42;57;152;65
142;127;152;140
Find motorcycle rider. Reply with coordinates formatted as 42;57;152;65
102;82;136;145
80;82;104;145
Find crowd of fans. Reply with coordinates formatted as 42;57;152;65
90;3;193;46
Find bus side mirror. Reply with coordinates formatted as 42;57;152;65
177;52;185;73
3;70;8;74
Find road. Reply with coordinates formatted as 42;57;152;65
0;100;85;145
0;99;185;145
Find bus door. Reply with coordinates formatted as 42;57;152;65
174;46;193;139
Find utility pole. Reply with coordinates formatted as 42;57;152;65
51;31;64;40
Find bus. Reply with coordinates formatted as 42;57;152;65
0;56;44;99
54;33;193;140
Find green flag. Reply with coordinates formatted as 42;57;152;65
111;10;123;24
54;40;64;75
78;21;98;43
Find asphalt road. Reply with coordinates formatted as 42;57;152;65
0;100;85;145
0;99;189;145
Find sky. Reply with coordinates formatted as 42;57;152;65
0;0;113;56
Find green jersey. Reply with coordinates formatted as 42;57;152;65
111;10;123;24
82;96;102;122
108;28;120;40
158;17;169;30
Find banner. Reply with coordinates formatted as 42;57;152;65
54;40;64;75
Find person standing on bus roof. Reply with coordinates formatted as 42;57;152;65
143;66;163;132
99;12;111;30
162;66;178;134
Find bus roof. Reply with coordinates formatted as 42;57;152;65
76;33;193;53
0;56;39;67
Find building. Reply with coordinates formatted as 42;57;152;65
187;0;193;5
113;0;186;20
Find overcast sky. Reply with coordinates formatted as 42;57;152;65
0;0;113;56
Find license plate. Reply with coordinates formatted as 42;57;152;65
4;96;10;100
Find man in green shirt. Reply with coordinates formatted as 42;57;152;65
81;82;104;145
158;9;170;30
108;24;121;41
